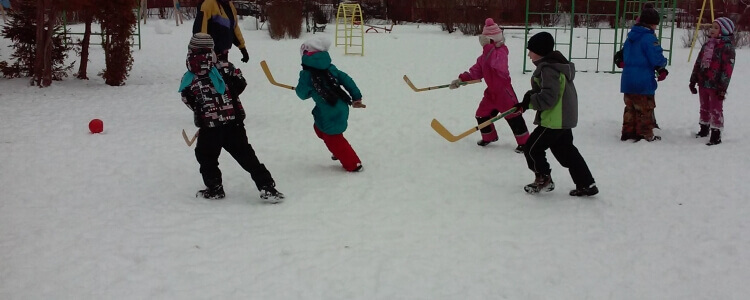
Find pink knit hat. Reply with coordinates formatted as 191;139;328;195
482;18;504;42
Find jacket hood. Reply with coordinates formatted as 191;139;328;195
627;25;655;42
535;51;576;81
301;51;332;70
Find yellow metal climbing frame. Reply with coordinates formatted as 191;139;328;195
335;3;364;56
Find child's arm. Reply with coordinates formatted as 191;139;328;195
459;57;484;81
330;65;363;101
489;46;511;80
689;46;705;84
224;64;247;97
295;70;314;100
643;35;668;69
181;88;197;111
717;45;735;99
529;68;562;111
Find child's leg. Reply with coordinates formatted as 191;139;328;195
194;127;224;188
622;94;636;136
476;100;499;143
698;87;712;126
505;114;529;146
549;129;595;189
222;125;275;190
705;88;724;130
314;125;361;171
524;126;556;175
638;95;657;138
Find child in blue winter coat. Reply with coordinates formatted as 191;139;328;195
619;4;668;142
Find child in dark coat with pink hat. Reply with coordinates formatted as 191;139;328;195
450;18;529;152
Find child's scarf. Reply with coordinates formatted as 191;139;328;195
701;38;718;69
178;67;226;94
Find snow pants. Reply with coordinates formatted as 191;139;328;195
698;87;724;130
314;125;361;171
195;123;275;190
622;94;658;139
475;88;529;145
524;127;595;189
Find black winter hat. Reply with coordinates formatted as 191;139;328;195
527;32;555;57
639;3;660;25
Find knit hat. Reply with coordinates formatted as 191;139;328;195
714;17;735;36
639;3;660;26
188;33;214;50
300;36;332;56
482;18;504;42
527;32;555;57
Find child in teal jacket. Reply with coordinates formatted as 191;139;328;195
295;37;366;172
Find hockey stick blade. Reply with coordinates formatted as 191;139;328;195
403;75;481;92
182;129;198;147
260;60;295;90
430;107;518;142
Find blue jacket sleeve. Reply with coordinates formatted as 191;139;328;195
643;35;667;69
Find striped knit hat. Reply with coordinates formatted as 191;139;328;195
482;18;504;42
188;33;214;50
714;17;735;36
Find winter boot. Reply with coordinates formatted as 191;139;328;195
514;144;525;153
524;173;555;194
260;185;285;204
197;185;225;200
620;132;636;141
695;124;709;138
477;137;499;147
569;183;599;197
706;129;722;146
331;155;338;161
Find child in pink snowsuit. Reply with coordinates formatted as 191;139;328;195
689;17;735;146
450;18;529;152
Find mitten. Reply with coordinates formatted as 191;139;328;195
657;68;668;81
449;79;462;90
240;47;249;63
458;72;472;82
689;82;698;95
513;91;532;113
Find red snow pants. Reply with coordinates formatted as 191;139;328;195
314;125;361;171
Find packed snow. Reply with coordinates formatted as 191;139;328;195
0;17;748;299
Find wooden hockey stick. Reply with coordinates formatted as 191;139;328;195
182;129;198;147
260;60;295;90
403;75;481;92
431;107;518;142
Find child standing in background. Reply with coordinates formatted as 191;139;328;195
689;17;735;146
295;36;366;172
619;3;669;142
450;18;529;152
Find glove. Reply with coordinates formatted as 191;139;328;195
352;100;366;108
513;91;532;113
689;82;698;95
449;79;462;90
617;61;625;68
656;68;668;81
240;47;249;63
458;72;472;82
717;91;726;101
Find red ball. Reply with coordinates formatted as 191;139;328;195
89;119;103;134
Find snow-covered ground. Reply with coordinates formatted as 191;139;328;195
1;18;748;299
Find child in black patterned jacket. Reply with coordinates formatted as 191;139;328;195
179;33;284;203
